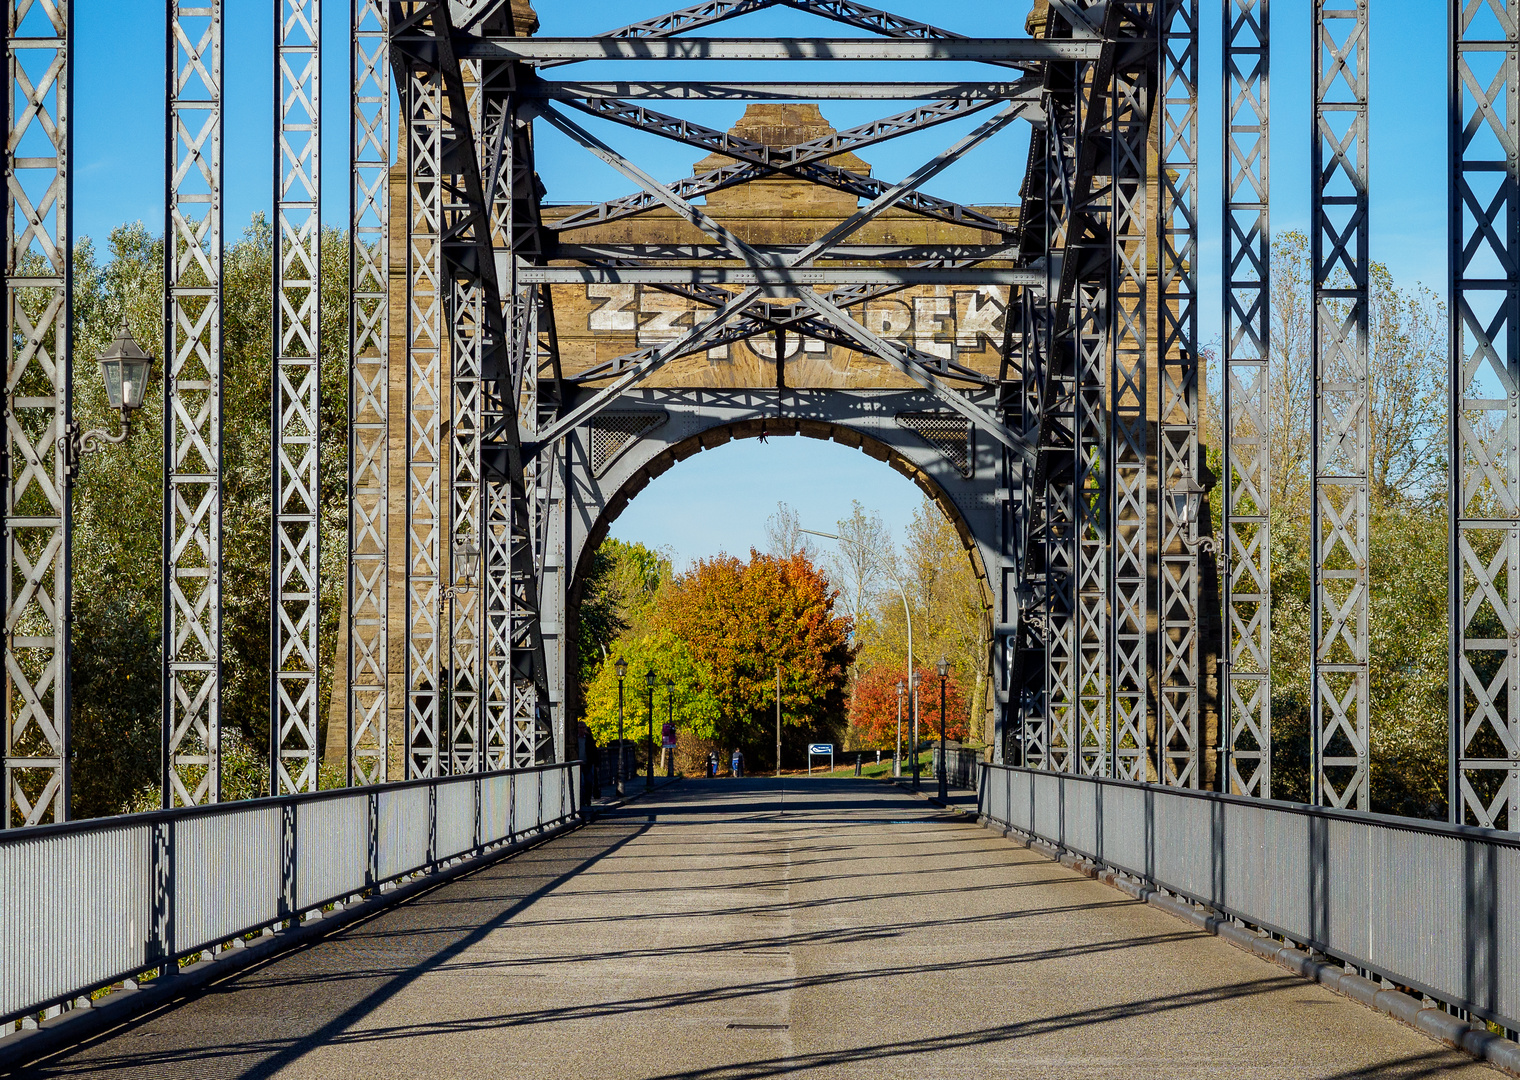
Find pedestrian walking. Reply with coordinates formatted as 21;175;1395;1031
731;748;744;778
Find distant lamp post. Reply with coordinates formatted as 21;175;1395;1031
1169;475;1217;556
895;680;904;778
910;669;922;790
937;655;950;801
665;677;675;778
614;657;628;796
645;670;657;789
71;323;154;471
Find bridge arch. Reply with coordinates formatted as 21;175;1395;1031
554;387;1014;742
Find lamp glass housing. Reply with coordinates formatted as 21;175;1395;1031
645;671;656;689
614;658;627;679
665;679;674;693
96;325;154;413
938;655;950;678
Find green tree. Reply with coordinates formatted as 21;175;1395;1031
68;217;353;811
659;550;853;766
576;538;672;689
852;497;991;747
581;630;721;749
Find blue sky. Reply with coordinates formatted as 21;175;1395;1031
70;0;1448;568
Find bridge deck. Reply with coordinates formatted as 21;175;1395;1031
18;779;1494;1078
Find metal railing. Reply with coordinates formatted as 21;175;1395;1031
978;763;1520;1032
1;761;581;1026
933;746;982;790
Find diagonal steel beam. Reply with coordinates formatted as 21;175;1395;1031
549;92;1031;236
533;100;1028;442
534;288;766;445
789;100;1032;265
530;80;1033;101
798;288;1032;462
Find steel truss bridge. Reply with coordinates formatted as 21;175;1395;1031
5;0;1520;1043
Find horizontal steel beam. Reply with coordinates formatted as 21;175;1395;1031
552;243;1024;261
528;80;1040;100
516;265;1042;286
465;37;1104;62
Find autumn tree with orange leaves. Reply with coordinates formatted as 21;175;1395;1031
848;663;968;750
658;550;854;768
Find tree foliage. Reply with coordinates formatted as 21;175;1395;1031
851;498;990;747
576;538;671;690
848;662;967;749
657;550;854;764
581;630;721;748
68;218;351;814
1209;231;1450;818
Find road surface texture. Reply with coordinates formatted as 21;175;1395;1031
11;778;1495;1079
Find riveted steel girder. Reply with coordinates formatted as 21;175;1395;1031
1223;0;1271;798
1311;0;1370;811
163;0;224;808
1157;0;1202;789
349;0;391;785
4;0;72;825
272;0;321;795
1451;0;1520;828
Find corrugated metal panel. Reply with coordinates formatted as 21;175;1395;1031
0;764;578;1024
174;806;282;952
0;823;149;1018
295;795;368;910
978;765;1520;1030
514;769;539;835
481;773;510;843
435;779;476;860
377;786;431;881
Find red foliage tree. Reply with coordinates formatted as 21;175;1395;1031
658;550;855;760
849;662;968;748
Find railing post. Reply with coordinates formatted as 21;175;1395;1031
148;819;174;979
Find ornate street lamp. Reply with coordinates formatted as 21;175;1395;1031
937;655;950;802
614;657;627;796
1169;475;1218;556
645;670;657;789
665;677;675;778
70;323;154;471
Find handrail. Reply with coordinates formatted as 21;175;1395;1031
2;762;583;1028
978;762;1520;1033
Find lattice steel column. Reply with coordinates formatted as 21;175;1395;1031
1158;0;1203;788
348;0;389;785
1223;0;1271;797
1015;283;1051;767
1076;291;1109;776
1110;3;1153;783
4;0;71;826
1451;0;1520;828
481;94;517;773
1044;164;1079;774
163;0;223;807
402;22;444;780
445;62;485;772
1311;0;1370;810
271;0;320;795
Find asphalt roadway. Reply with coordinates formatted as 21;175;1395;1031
12;778;1497;1079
